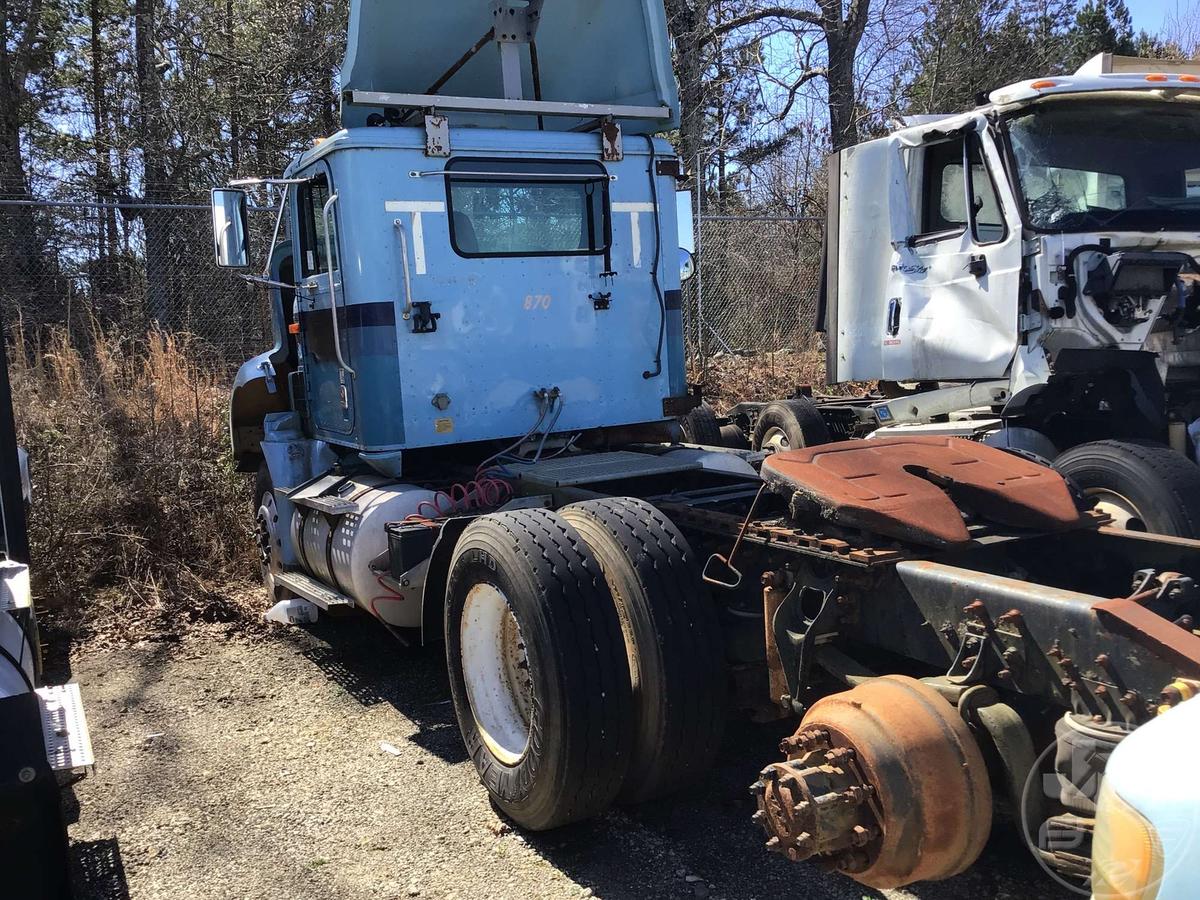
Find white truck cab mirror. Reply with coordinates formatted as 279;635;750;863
211;188;249;268
679;248;696;282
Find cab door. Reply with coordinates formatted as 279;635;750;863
882;128;1022;381
294;166;355;435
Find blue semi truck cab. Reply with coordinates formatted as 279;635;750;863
218;0;691;471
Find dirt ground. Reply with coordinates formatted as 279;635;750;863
56;609;1076;900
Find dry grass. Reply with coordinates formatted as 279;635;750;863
10;327;260;641
692;346;869;413
8;333;861;642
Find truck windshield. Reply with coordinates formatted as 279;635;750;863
1006;99;1200;232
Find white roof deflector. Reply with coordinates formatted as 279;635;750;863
340;0;680;133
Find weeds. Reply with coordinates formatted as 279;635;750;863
10;326;258;639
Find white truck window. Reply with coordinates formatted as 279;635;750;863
910;136;1004;244
1007;100;1200;232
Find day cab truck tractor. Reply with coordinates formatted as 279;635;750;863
709;53;1200;540
213;3;1200;890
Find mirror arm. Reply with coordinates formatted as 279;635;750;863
238;274;296;290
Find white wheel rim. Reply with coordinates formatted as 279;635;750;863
761;426;790;453
460;583;532;765
1086;488;1147;532
256;492;283;594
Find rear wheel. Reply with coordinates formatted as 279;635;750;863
561;498;726;803
752;398;831;453
445;508;633;830
679;401;723;446
1054;440;1200;537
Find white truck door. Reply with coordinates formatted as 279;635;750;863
825;137;913;383
882;127;1022;381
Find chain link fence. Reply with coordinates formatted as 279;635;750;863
0;198;274;367
0;194;825;381
687;213;824;360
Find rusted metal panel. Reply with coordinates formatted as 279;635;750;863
760;436;1085;547
1092;596;1200;677
762;571;791;712
657;503;911;569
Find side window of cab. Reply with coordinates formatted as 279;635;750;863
906;134;1006;246
298;173;339;277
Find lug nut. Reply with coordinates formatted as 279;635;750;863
850;824;878;847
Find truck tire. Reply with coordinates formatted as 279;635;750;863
254;463;288;603
751;398;832;453
561;498;726;804
719;422;751;450
445;508;633;830
1054;440;1200;537
679;401;723;446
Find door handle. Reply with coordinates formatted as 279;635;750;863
321;193;356;377
887;298;902;336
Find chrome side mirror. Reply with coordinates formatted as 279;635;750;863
679;247;696;283
211;188;249;268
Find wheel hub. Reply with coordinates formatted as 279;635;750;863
1085;488;1147;531
751;731;881;871
750;675;992;888
256;492;285;598
760;426;790;453
460;583;533;765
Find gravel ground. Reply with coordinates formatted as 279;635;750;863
59;612;1076;900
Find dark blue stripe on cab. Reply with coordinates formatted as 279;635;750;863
298;300;396;329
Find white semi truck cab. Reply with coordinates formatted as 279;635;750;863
721;54;1200;539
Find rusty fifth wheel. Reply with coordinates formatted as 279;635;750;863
750;675;992;888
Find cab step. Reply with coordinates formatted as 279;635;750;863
36;683;94;771
275;571;356;610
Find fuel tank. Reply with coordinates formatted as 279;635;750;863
291;476;439;627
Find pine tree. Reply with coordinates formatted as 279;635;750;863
1068;0;1134;69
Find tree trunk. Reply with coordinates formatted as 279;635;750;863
135;0;172;327
90;0;118;268
226;0;240;176
0;0;46;316
820;0;870;152
664;0;706;189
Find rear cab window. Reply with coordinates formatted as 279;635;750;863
445;158;610;258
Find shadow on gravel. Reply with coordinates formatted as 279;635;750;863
70;837;131;900
276;613;1078;900
520;714;1077;900
284;613;468;763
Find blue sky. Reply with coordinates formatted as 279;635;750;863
1129;0;1187;35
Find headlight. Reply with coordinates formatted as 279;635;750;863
1092;777;1164;900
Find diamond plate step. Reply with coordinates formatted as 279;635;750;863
36;683;94;771
275;571;356;609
